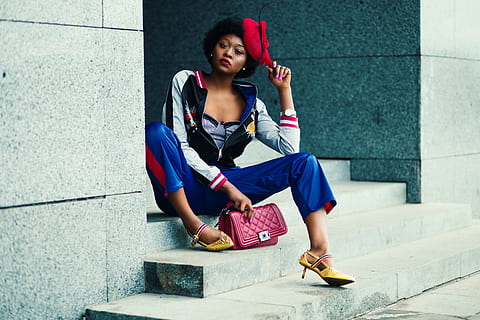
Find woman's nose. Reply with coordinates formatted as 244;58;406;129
223;48;233;57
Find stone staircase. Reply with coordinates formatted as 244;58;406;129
85;140;480;320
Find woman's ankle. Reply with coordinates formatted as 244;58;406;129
187;223;221;244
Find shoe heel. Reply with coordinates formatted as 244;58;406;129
301;267;307;279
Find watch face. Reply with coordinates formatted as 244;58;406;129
284;109;296;117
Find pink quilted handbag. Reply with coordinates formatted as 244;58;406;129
219;203;288;250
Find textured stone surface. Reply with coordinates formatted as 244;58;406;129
420;55;480;218
103;28;145;195
0;22;105;207
351;159;420;202
145;246;282;297
105;193;146;301
358;309;463;320
391;273;480;318
420;5;480;217
421;0;480;59
290;56;420;160
332;181;406;216
0;0;102;26
86;221;480;320
143;203;472;297
0;192;147;319
103;0;143;30
146;214;219;253
422;154;480;219
0;199;107;320
86;293;295;320
0;22;145;207
329;203;472;260
143;0;419;63
421;57;480;158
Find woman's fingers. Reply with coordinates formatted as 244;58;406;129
245;202;254;221
267;61;291;82
233;198;254;221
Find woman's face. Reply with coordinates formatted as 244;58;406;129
211;33;247;75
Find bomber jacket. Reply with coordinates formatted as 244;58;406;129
162;70;300;191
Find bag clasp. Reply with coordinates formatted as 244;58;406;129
258;231;271;242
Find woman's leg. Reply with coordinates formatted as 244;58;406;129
166;188;225;243
223;153;337;266
304;207;334;266
145;122;227;244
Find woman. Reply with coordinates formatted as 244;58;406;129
146;17;354;286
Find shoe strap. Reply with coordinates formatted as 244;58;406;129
191;223;208;246
310;253;332;269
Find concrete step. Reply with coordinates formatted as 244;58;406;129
86;221;480;320
143;203;471;297
145;180;407;253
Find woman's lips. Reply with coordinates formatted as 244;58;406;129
220;59;231;66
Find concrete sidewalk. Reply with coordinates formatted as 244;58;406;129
354;272;480;320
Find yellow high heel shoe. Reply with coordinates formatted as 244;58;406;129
189;223;233;252
299;251;355;286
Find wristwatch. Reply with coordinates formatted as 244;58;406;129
281;109;297;117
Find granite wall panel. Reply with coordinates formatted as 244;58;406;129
421;0;480;59
420;56;480;159
422;154;480;219
103;0;143;30
103;28;145;195
0;0;102;26
420;0;480;214
0;199;107;319
1;22;146;207
105;193;146;301
1;1;146;319
0;22;106;207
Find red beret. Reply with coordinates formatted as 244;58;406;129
242;18;274;67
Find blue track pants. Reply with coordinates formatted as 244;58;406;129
146;122;336;220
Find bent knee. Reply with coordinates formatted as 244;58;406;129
146;121;168;137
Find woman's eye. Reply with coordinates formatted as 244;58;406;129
219;43;227;49
235;49;244;55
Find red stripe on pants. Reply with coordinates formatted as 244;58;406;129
146;145;167;194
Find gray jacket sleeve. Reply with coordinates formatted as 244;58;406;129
254;98;300;154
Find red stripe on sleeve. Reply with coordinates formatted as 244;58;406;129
280;123;300;128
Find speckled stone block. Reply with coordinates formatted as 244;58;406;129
143;0;419;62
0;0;102;26
0;199;107;320
103;28;145;195
0;22;146;207
0;22;106;207
421;0;480;59
351;159;421;203
289;56;421;160
422;154;480;219
144;247;282;297
105;193;146;301
103;0;143;30
421;57;480;158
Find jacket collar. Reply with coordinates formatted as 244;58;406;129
195;70;258;122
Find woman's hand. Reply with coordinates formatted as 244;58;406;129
220;181;254;221
267;61;291;89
